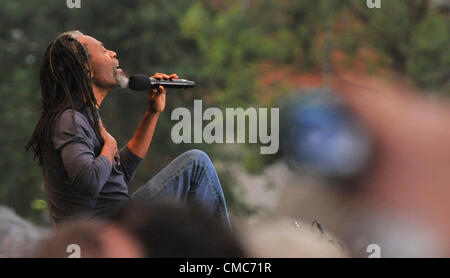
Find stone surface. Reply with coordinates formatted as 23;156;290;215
0;206;52;258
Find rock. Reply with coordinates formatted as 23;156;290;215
0;206;52;258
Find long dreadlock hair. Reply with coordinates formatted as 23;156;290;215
26;31;103;166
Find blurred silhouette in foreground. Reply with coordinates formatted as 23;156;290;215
35;219;143;258
279;72;450;257
111;203;246;258
35;202;244;258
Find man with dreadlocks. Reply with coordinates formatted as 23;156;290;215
26;31;230;228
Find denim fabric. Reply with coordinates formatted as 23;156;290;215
131;149;231;228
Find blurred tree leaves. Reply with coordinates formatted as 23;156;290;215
407;13;450;91
0;0;448;223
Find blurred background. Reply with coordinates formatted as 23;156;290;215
0;0;449;257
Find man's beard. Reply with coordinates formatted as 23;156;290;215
113;67;129;89
91;67;129;90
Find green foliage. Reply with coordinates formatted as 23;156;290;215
0;0;448;223
407;13;450;91
341;0;449;90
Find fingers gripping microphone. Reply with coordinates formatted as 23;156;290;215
128;74;196;90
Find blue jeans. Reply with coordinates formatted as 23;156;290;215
130;149;231;228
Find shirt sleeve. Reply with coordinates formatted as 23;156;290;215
117;146;143;184
54;110;112;197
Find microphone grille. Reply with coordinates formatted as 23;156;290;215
128;74;151;91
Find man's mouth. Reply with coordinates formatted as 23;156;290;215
113;63;129;88
114;65;123;75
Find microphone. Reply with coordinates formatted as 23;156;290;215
128;74;196;91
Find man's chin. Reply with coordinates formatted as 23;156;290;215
114;69;129;89
115;74;129;89
93;78;124;91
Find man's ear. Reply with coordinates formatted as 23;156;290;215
89;67;94;79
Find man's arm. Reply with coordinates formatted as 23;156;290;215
125;73;178;159
54;110;114;197
126;110;161;159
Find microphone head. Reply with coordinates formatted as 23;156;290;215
128;74;151;91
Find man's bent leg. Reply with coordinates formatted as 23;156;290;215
130;149;231;227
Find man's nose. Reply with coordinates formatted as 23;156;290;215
109;50;117;59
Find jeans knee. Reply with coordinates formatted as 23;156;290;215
181;149;212;165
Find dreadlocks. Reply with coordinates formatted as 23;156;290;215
26;31;103;166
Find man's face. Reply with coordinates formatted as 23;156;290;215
77;35;127;89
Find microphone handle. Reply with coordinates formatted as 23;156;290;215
149;78;196;89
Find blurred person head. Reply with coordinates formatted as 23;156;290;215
35;219;143;258
26;30;127;166
312;74;450;257
330;73;450;257
111;202;246;258
279;73;450;257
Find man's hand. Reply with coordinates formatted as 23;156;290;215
147;73;178;113
99;120;119;166
127;73;179;159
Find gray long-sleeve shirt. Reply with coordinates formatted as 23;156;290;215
43;108;142;225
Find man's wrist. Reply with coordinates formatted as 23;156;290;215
145;107;162;116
